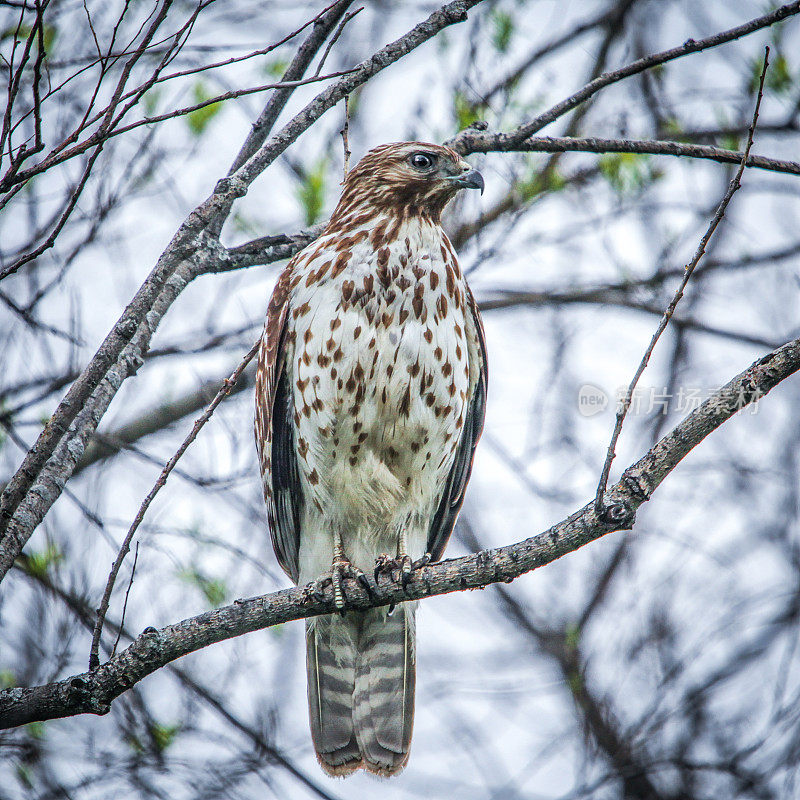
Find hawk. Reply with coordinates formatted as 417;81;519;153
255;141;487;776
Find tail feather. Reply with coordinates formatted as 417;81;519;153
306;606;416;777
306;617;361;776
353;607;416;775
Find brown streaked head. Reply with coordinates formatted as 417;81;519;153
330;141;483;224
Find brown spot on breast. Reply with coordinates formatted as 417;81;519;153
316;353;330;367
399;385;411;417
429;271;439;290
434;346;443;361
308;469;319;485
407;362;420;378
382;312;394;327
412;265;425;281
342;280;354;302
423;329;433;344
442;362;452;377
304;329;314;344
363;274;374;293
326;337;336;351
445;263;456;296
330;317;341;330
399;309;409;324
353;325;362;339
437;294;448;318
298;437;309;458
333;347;344;363
292;301;310;320
397;276;411;291
332;251;349;277
345;376;356;393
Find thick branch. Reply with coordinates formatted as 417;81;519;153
2;334;798;729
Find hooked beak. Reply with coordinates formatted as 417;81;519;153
444;167;485;195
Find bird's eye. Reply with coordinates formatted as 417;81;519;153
409;152;436;171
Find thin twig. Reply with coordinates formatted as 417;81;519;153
88;339;260;670
111;542;138;659
341;95;351;178
593;47;770;516
314;6;363;77
500;4;796;143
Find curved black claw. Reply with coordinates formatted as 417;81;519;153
412;552;432;570
399;555;413;591
356;570;375;600
308;574;332;603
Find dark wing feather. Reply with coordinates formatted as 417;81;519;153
426;287;488;561
255;266;303;581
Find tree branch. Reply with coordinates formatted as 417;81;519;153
3;332;799;729
449;1;800;150
455;134;800;177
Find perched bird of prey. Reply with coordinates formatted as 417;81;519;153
255;141;487;777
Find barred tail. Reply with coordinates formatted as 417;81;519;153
306;606;416;777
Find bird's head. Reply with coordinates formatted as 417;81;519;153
332;141;483;224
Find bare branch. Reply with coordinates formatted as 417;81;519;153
448;1;800;151
456;134;800;178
